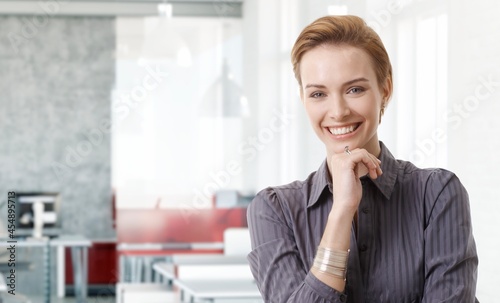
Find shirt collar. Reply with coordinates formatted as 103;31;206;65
307;141;398;208
307;158;331;208
369;141;398;200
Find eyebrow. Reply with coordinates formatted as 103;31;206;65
304;77;369;89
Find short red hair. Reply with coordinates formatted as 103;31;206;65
291;15;393;101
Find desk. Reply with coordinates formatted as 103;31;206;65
157;254;251;281
152;262;175;284
0;239;50;302
117;242;225;282
117;242;225;252
50;235;91;301
0;235;90;303
153;257;260;303
152;255;249;285
174;279;262;303
171;254;249;266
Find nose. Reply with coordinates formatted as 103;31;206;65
327;95;350;120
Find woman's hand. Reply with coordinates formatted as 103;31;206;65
315;148;383;291
329;148;383;213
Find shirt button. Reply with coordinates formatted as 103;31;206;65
362;207;370;214
360;244;368;252
339;294;347;302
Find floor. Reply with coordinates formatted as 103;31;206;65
0;296;116;303
53;297;115;303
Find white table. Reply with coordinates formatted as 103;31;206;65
0;238;51;302
152;255;249;285
174;279;262;303
117;242;226;282
153;255;260;303
171;254;249;265
117;242;225;251
152;262;175;284
161;254;252;281
49;235;91;301
0;235;91;303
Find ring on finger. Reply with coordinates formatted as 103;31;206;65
344;146;351;155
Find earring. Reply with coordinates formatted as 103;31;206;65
379;102;386;123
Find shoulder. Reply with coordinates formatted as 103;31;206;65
248;170;319;217
395;160;469;221
379;143;462;194
399;160;466;199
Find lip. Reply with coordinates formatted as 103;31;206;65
325;122;361;139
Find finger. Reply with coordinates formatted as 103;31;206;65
352;149;382;179
368;154;383;177
367;154;383;178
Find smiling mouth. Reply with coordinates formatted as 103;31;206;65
328;123;360;136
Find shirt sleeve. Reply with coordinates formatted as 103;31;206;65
247;187;348;303
422;170;479;302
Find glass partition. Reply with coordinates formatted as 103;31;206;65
112;16;244;209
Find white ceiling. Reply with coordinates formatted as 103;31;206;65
0;0;243;17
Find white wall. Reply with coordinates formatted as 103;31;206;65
447;1;500;300
243;0;500;299
110;1;498;297
241;0;369;192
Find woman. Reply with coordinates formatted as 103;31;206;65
247;15;478;302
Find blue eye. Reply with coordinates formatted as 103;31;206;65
310;92;326;98
348;87;364;94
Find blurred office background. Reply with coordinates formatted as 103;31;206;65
0;0;498;301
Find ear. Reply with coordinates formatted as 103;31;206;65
381;77;393;104
379;77;392;124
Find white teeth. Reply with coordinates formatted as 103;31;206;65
329;125;356;135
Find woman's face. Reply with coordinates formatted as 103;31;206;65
299;44;388;157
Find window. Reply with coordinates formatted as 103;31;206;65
112;17;243;208
394;11;448;168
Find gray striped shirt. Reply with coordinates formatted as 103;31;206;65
247;142;478;302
